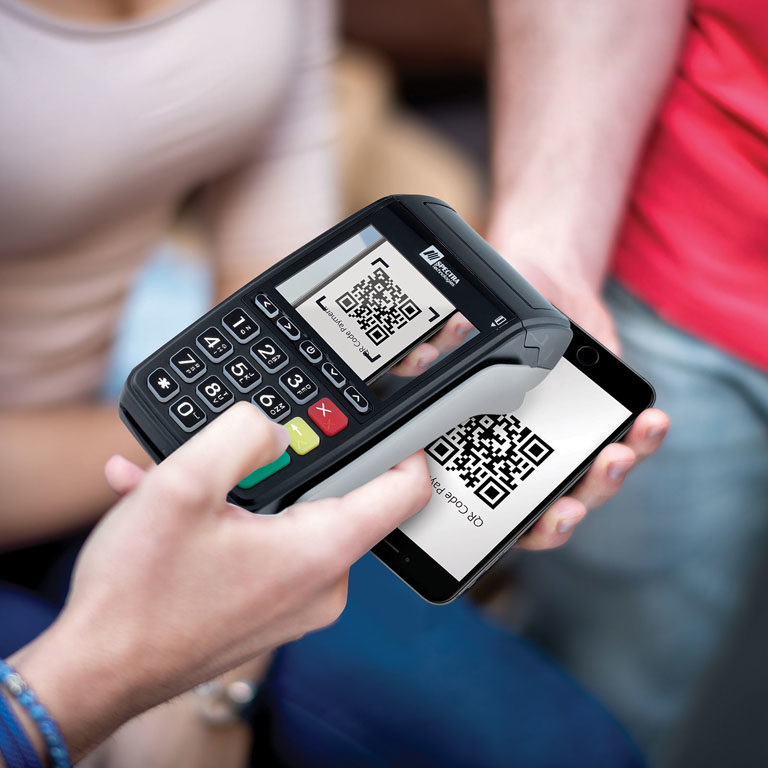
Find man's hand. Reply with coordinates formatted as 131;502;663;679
484;222;669;551
8;403;431;762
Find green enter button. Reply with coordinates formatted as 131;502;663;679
237;451;291;489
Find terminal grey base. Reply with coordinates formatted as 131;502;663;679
297;362;547;505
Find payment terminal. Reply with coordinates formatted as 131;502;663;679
119;195;572;515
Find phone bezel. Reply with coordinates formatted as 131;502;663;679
371;321;656;603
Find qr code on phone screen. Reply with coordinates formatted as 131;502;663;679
426;414;554;509
336;266;422;346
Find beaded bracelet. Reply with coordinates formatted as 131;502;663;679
0;660;71;768
0;689;43;768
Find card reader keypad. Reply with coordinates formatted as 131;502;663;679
143;292;367;490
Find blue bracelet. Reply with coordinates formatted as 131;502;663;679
0;660;71;768
0;690;43;768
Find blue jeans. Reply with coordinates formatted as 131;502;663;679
263;554;642;768
518;280;768;765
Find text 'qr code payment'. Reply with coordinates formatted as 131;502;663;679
426;414;554;509
335;266;422;346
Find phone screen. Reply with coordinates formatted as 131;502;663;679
399;356;632;581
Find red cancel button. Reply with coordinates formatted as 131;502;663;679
307;397;349;437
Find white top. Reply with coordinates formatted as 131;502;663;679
0;0;338;405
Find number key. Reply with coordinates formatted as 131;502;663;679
252;386;291;422
196;327;233;362
250;337;289;373
169;396;206;433
170;347;206;383
222;308;259;343
196;375;235;413
222;356;262;393
279;366;318;405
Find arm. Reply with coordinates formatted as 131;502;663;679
4;404;431;764
203;0;339;303
487;0;688;348
480;0;679;547
0;405;149;548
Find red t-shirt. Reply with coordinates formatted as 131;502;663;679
612;0;768;371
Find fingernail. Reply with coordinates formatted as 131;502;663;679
556;517;581;535
647;425;666;440
271;422;290;450
608;460;632;480
457;323;473;338
417;356;432;369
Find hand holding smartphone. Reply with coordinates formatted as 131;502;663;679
373;322;656;602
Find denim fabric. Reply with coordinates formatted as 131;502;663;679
517;280;768;765
0;585;57;659
264;554;643;768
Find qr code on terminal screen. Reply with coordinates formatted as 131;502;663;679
426;414;554;509
335;266;422;346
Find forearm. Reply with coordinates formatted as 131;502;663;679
489;0;688;283
6;617;144;763
0;405;149;547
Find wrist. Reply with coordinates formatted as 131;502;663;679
486;198;610;292
7;609;148;762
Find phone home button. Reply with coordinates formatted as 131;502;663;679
576;345;600;367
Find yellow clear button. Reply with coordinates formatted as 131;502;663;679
285;417;320;456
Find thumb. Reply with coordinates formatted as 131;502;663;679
105;454;147;497
147;402;291;502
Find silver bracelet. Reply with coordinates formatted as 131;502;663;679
193;680;259;726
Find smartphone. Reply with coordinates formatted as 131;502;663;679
371;322;656;603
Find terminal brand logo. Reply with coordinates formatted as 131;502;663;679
420;245;444;264
419;245;460;287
